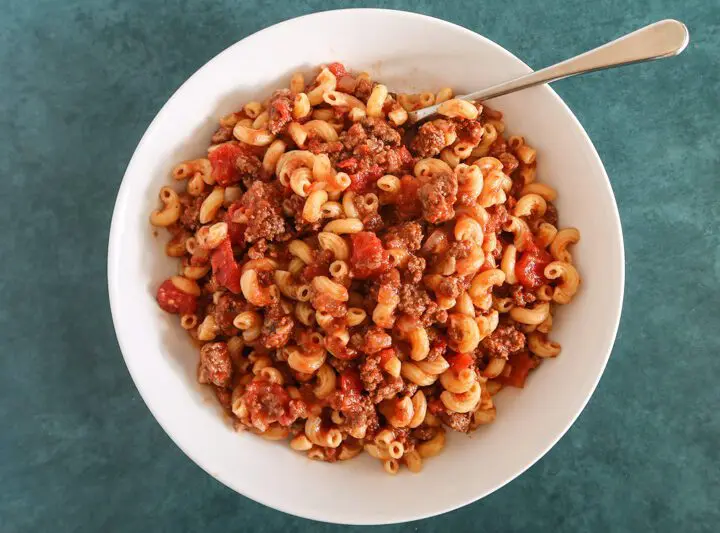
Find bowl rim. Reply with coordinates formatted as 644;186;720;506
108;7;625;524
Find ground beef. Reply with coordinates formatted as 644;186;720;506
403;254;426;284
417;171;458;224
359;353;383;392
179;195;205;232
323;447;339;463
481;322;526;359
306;137;343;155
362;213;384;232
454;118;484;145
260;312;294;349
328;356;355;373
403;382;419;398
427;338;447;362
354;78;373;100
353;195;377;220
257;270;274;286
337;119;410;190
362;117;402;146
411;425;436;441
267;89;294;134
436;276;463;299
213;293;246;335
382;222;423;251
300;249;333;283
511;285;537;307
241;380;302;431
211;126;233;144
489;136;508;156
340;122;369;152
485;204;509;234
440;411;472;432
398;284;434;318
497;152;519;175
235;152;263;185
247;239;268;260
341;118;401;153
543;202;559;227
384;146;414;175
240;181;286;243
283;194;304;224
410;121;446;158
363;326;392;354
332;390;379;436
311;292;347;318
214;386;233;410
447;240;472;260
198;342;232;387
371;376;404;404
481;105;503;121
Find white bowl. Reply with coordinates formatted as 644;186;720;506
108;8;624;525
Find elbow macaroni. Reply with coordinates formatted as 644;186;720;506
151;63;582;474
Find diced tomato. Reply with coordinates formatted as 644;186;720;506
269;94;292;131
448;352;474;374
336;157;358;172
497;351;535;388
300;261;331;284
156;279;197;314
378;348;395;366
325;329;359;360
224;202;246;246
339;370;363;393
515;242;552;289
211;239;241;293
208;143;243;186
348;164;384;193
396;175;421;218
327;62;348;78
350;232;390;279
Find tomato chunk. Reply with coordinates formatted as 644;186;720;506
339;369;363;393
497;351;536;388
378;348;395;366
327;62;348;78
396;175;421;218
336;157;358;172
350;232;390;279
242;380;298;428
208;143;245;186
349;164;384;193
447;352;474;374
211;239;241;293
156;279;197;314
224;202;246;246
516;242;552;289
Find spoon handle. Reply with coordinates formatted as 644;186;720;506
409;19;689;124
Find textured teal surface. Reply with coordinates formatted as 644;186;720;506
1;0;718;531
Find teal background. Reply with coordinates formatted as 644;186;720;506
1;0;718;531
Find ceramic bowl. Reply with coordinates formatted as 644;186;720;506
108;8;624;524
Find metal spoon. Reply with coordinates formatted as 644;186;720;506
407;19;689;124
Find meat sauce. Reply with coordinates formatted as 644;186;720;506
151;62;580;471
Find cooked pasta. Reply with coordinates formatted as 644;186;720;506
152;63;581;474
